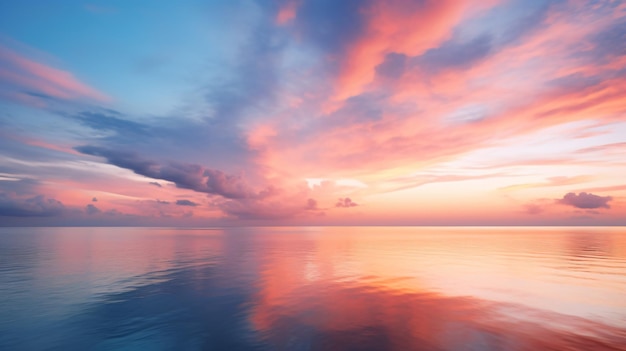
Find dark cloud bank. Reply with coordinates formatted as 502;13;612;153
0;194;65;217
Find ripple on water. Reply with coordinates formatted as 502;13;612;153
0;226;625;350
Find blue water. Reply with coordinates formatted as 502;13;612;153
1;227;625;350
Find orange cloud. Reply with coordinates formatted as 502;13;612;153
244;0;626;223
332;0;499;102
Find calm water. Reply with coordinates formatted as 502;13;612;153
1;227;625;350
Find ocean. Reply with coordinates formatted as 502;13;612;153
1;226;625;350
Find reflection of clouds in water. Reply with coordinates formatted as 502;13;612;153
565;231;612;259
37;265;625;351
250;278;626;351
46;264;261;350
2;227;626;350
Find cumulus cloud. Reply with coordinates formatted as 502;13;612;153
86;203;101;215
92;197;98;202
557;192;612;209
176;199;198;207
0;193;65;217
149;182;162;187
336;197;358;208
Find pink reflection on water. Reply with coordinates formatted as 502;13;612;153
247;227;626;350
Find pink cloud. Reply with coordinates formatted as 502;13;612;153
557;192;612;210
258;0;626;179
336;197;358;208
0;46;109;102
6;1;619;225
331;0;499;102
275;1;297;25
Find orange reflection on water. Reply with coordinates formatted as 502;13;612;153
248;227;626;350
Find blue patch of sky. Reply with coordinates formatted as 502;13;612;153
0;0;259;116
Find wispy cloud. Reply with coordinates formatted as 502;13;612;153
500;176;594;192
0;0;624;225
0;46;109;103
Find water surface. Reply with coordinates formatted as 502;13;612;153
1;226;625;350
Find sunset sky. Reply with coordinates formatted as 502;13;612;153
0;0;625;226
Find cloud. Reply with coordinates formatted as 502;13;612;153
589;17;626;62
71;110;149;138
0;178;41;194
75;145;263;200
336;197;358;208
203;169;258;200
85;203;101;215
306;198;318;210
325;0;495;100
0;129;80;169
176;199;198;207
293;0;370;56
524;203;544;215
75;145;323;220
57;9;287;177
275;0;297;25
416;34;493;73
218;196;320;220
0;45;109;103
375;53;407;79
500;176;593;192
582;184;626;193
251;0;626;182
3;0;624;226
40;9;286;173
557;192;612;209
92;197;98;202
104;208;123;216
575;142;626;154
389;173;507;193
0;193;65;217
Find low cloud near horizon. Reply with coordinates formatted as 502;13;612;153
557;192;613;210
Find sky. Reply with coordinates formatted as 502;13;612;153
0;0;625;226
